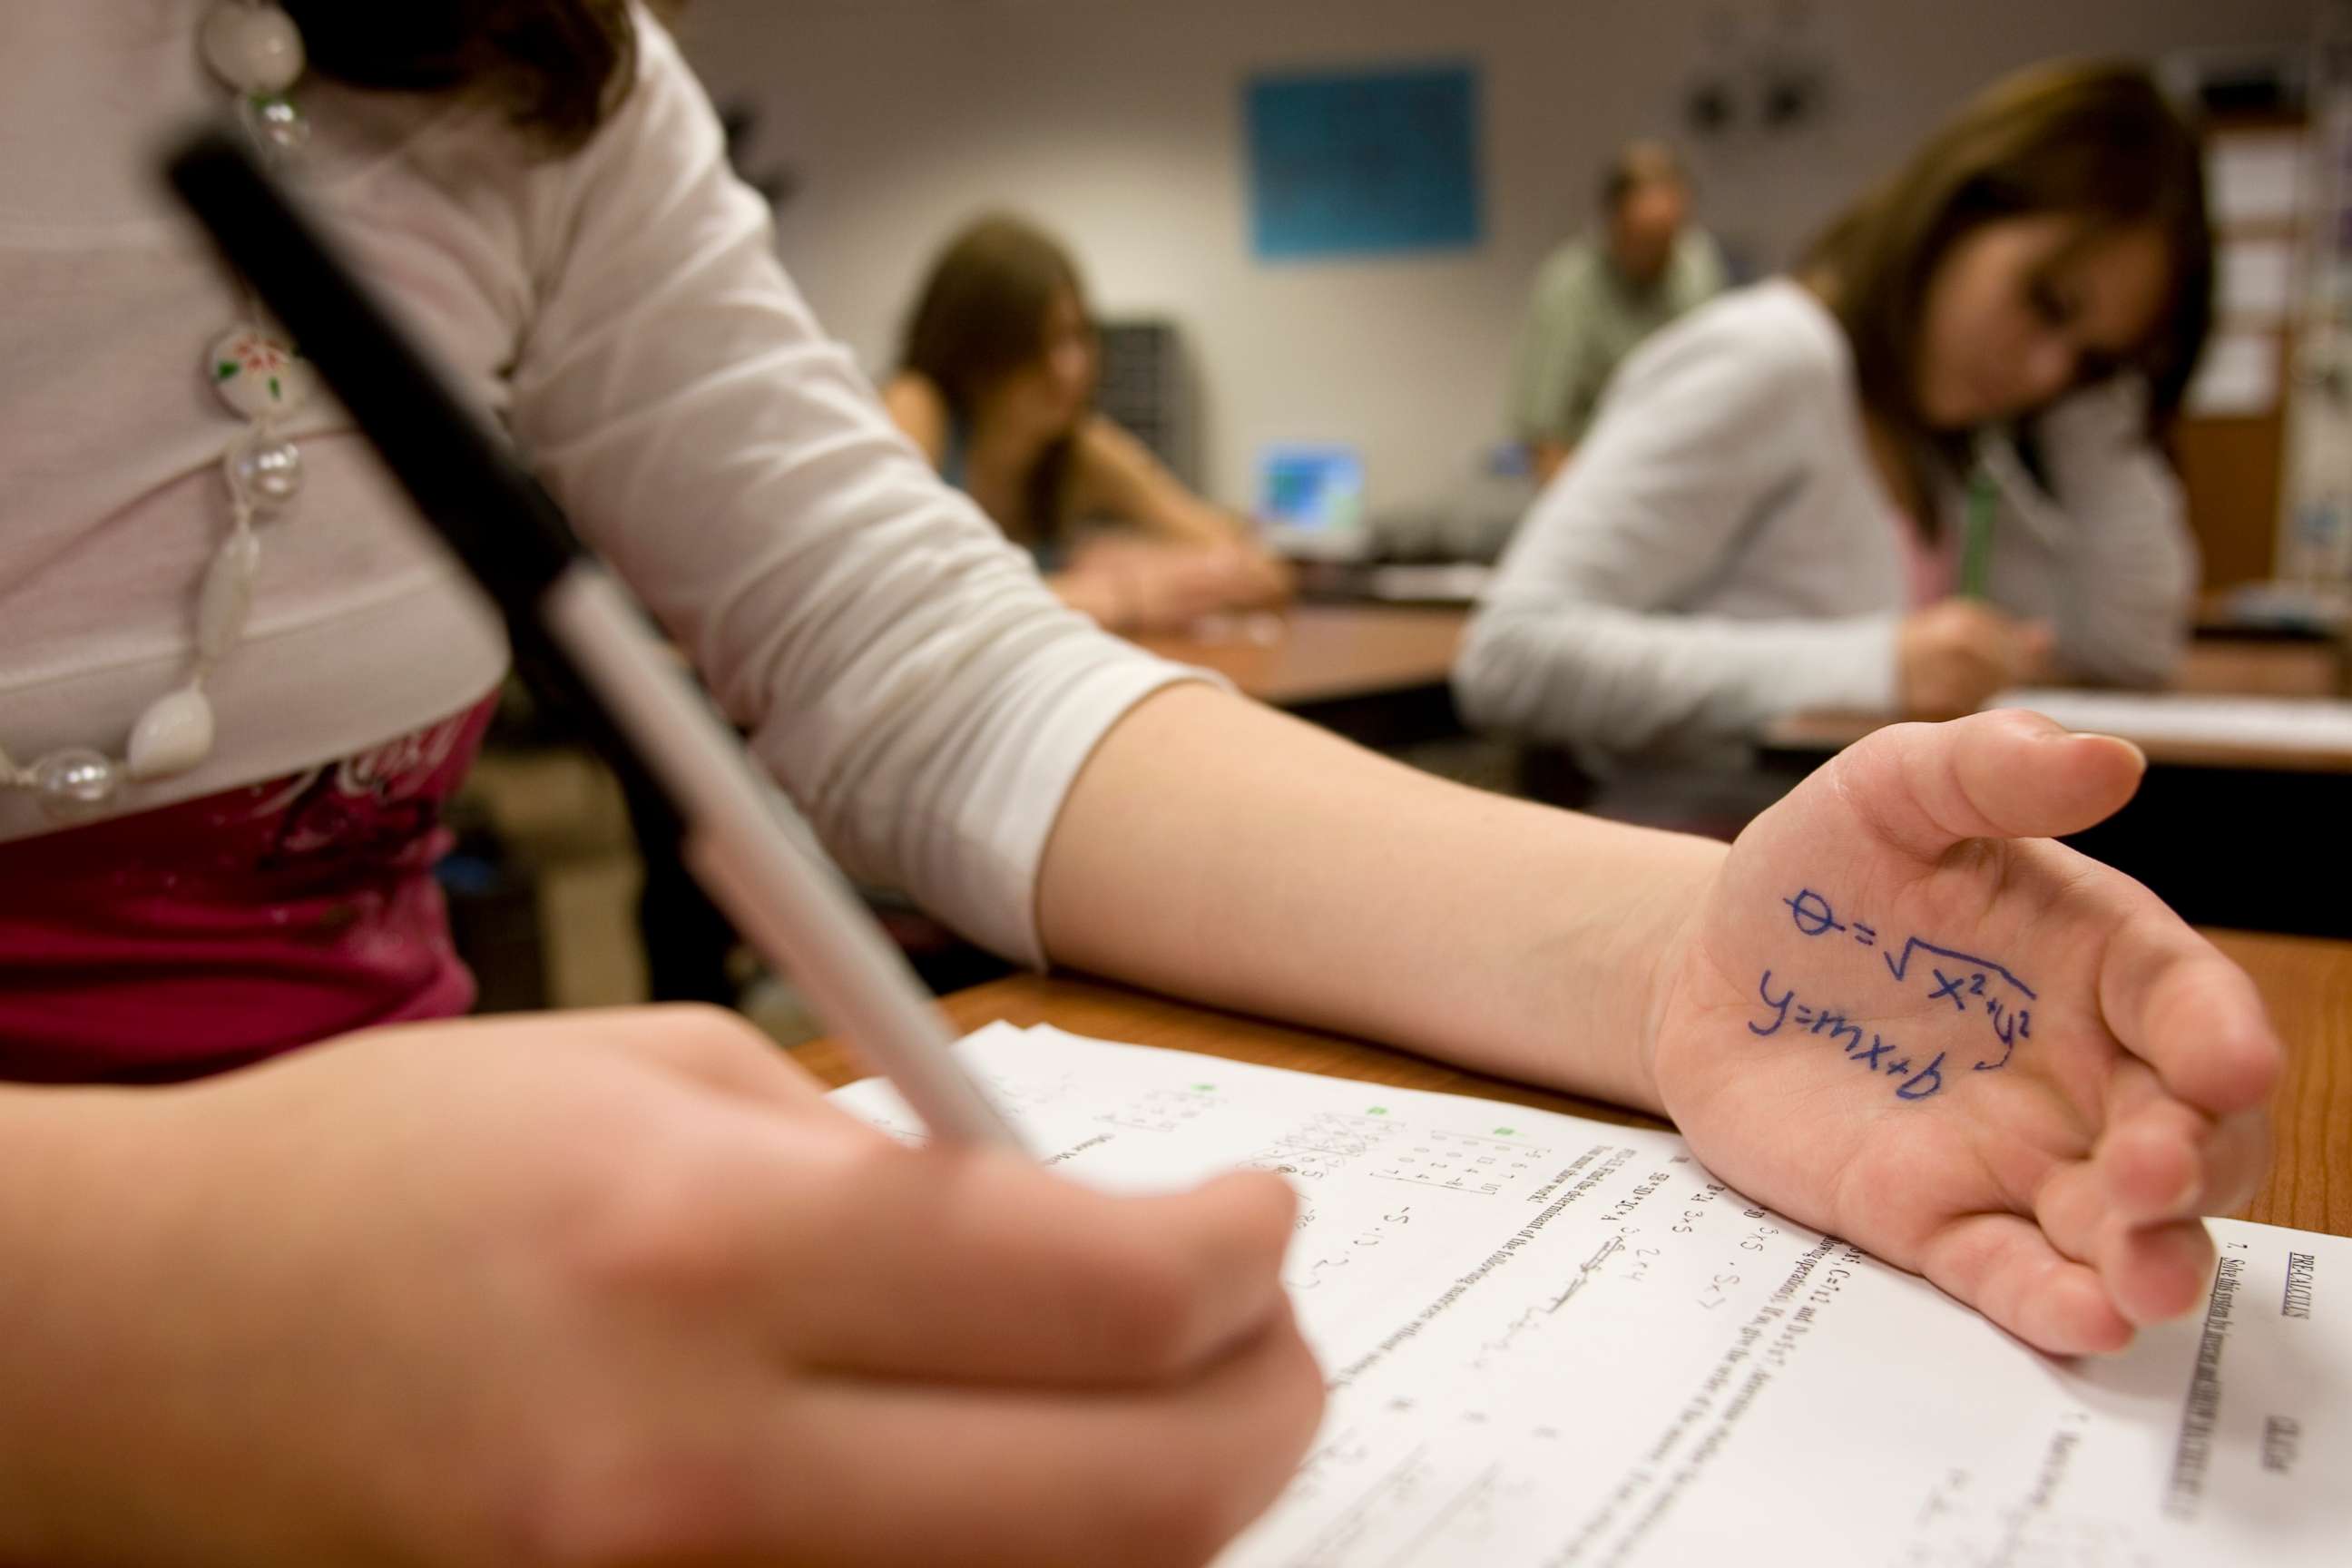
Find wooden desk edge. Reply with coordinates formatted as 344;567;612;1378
1132;604;1468;710
792;973;1667;1135
795;929;2347;1238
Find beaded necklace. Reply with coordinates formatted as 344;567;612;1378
2;2;316;823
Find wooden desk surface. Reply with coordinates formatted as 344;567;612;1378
795;929;2350;1239
1763;641;2352;772
2171;639;2343;698
2195;585;2351;645
1132;604;1466;708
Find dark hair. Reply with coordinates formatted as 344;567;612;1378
284;1;681;152
1600;142;1690;215
898;214;1093;541
1806;62;2213;458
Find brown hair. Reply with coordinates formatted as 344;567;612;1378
1806;62;2213;459
284;1;683;152
898;214;1093;541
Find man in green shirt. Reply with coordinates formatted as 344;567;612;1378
1508;142;1727;485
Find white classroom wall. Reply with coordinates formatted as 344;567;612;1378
678;0;2318;513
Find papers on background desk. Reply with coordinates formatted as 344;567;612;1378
2207;133;2304;228
1994;689;2352;754
2186;330;2280;417
835;1025;2349;1567
1361;562;1494;603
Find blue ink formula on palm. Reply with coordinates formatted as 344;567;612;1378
1783;890;1844;936
1750;969;1946;1100
1773;888;2043;1079
1781;887;1889;958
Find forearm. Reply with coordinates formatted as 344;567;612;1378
1036;684;1724;1114
1140;495;1248;550
1076;416;1240;550
0;1086;157;1563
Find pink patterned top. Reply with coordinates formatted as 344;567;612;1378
0;695;498;1083
1895;513;1955;610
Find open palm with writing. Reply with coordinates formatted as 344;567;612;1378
1648;710;2280;1356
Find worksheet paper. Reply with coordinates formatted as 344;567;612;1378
832;1025;2347;1567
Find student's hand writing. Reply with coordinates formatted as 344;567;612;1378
1896;600;2054;718
0;1008;1321;1568
1645;710;2278;1356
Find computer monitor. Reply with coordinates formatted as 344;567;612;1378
1256;444;1369;559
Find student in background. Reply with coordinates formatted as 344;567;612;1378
882;214;1289;633
2;9;2274;1563
1507;142;1728;486
1459;64;2210;760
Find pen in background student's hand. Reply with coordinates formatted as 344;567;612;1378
1959;459;1997;601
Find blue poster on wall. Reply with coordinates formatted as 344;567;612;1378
1245;64;1484;261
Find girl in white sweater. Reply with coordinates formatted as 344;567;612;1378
1459;64;2211;758
0;15;2276;1564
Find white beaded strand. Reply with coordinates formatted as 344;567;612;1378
201;1;306;94
201;0;310;155
1;2;311;823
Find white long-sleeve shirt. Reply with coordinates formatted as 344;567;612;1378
1455;279;2197;758
0;5;1198;966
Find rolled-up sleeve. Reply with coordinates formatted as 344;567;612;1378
504;15;1201;965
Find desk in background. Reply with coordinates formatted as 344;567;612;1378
1761;641;2347;769
2195;583;2352;652
1759;641;2352;937
795;926;2351;1239
1136;603;1469;749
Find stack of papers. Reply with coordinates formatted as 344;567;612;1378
1362;563;1494;603
1995;690;2352;756
836;1024;2348;1566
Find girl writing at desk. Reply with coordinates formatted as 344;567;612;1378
1459;63;2210;759
0;9;2275;1563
